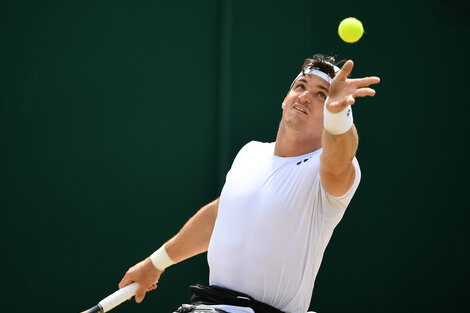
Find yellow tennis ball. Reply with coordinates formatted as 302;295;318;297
338;17;364;43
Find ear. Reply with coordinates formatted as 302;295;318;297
282;96;287;109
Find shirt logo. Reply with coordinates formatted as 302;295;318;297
296;157;311;166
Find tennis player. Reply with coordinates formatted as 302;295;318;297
119;54;380;313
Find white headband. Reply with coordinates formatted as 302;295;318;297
290;63;340;88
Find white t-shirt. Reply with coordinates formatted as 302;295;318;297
207;141;361;313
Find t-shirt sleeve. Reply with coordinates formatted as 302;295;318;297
320;157;361;218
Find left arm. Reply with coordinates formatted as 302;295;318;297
320;60;380;196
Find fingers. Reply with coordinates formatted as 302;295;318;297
119;276;133;289
135;285;147;303
134;282;159;303
335;60;354;81
119;275;136;301
353;87;376;98
352;76;381;88
329;61;380;105
146;284;158;291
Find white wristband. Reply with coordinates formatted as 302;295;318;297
150;245;176;271
323;99;353;135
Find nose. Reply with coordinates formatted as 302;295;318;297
298;91;312;104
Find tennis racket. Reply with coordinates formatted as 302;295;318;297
81;282;139;313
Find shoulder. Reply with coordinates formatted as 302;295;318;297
236;141;273;158
241;140;273;151
228;141;274;170
225;141;273;181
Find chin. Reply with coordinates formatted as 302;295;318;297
285;120;311;133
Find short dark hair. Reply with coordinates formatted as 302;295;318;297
301;54;342;80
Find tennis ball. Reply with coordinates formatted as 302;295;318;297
338;17;364;43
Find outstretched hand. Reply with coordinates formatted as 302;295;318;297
326;60;380;113
118;257;163;303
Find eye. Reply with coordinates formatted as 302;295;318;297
295;83;305;90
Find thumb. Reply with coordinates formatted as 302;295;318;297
336;60;354;81
118;277;133;290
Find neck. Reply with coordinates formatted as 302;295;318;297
274;122;322;157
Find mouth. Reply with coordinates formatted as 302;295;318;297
293;105;307;115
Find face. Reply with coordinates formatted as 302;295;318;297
282;74;330;136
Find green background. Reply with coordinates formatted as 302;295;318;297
1;0;468;312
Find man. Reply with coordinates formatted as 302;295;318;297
119;54;380;313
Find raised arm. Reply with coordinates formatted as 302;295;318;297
118;198;219;303
320;60;380;196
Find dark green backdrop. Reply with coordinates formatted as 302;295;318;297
1;0;468;312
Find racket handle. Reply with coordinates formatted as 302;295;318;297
81;282;140;313
81;305;104;313
99;282;140;312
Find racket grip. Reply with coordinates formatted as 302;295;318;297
98;282;140;312
81;305;104;313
